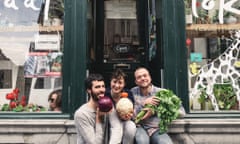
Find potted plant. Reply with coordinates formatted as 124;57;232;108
1;88;46;112
198;87;213;110
213;83;238;110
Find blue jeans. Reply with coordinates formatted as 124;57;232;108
135;127;173;144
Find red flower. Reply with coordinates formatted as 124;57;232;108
20;96;27;107
20;101;27;107
6;88;26;109
6;93;15;100
10;101;17;109
21;96;26;101
13;88;20;94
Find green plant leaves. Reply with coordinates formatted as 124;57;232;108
213;84;237;110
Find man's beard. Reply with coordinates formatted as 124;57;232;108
91;92;100;102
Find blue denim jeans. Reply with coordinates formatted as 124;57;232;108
135;127;173;144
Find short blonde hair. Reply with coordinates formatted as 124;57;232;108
134;67;150;77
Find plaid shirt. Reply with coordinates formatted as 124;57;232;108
131;85;164;136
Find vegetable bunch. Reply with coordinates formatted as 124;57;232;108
135;89;182;134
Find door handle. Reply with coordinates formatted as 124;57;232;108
113;63;131;69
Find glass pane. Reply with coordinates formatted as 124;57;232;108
103;0;141;63
0;0;64;112
0;70;12;88
186;0;240;112
88;0;94;61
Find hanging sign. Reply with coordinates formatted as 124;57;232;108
190;52;202;62
34;34;61;51
104;0;136;19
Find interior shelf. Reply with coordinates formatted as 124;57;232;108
0;25;64;32
186;23;240;31
186;23;240;37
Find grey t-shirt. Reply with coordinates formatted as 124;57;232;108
74;103;106;144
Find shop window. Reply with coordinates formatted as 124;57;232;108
0;0;64;113
185;0;240;112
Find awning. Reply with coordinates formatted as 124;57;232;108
0;35;35;66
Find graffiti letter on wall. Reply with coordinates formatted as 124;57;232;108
3;0;40;11
219;0;240;24
24;0;40;11
4;0;19;10
192;0;216;18
202;0;215;10
191;0;240;24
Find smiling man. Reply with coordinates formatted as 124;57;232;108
131;67;174;144
74;74;108;144
74;73;124;144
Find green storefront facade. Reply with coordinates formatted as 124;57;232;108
63;0;188;118
1;0;240;143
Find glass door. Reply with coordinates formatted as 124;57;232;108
90;0;162;88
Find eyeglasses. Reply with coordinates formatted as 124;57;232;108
49;98;55;103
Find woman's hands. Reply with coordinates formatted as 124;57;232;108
118;110;133;121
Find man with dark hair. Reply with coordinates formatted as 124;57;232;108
74;74;107;144
74;73;122;144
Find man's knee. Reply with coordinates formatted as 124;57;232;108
124;121;136;135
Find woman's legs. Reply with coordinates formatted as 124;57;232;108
122;120;136;144
134;126;150;144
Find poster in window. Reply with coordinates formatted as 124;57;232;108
24;52;62;77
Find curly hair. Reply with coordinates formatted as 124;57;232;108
111;69;127;81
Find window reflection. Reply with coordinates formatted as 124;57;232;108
186;0;240;112
0;0;64;112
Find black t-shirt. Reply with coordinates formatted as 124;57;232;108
105;88;135;106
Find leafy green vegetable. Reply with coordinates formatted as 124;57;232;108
135;89;182;134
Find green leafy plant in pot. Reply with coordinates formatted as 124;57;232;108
197;87;213;110
213;83;238;110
